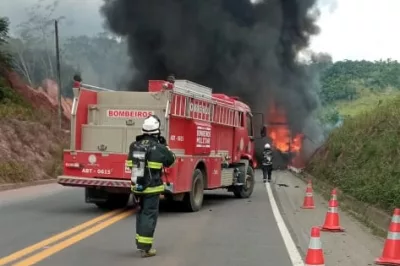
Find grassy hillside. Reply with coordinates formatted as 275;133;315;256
335;89;400;117
307;95;400;213
0;78;34;119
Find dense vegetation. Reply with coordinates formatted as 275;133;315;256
307;58;400;214
319;59;400;104
307;96;400;213
315;58;400;130
0;17;33;119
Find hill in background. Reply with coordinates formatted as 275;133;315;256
308;59;400;213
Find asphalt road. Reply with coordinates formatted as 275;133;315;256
0;174;294;266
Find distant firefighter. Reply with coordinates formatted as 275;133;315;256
262;143;273;183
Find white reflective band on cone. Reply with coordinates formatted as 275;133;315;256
306;193;313;197
392;215;400;223
387;231;400;240
331;195;337;200
308;237;322;249
328;207;338;213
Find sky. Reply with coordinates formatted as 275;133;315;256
1;0;400;62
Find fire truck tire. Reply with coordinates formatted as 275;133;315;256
183;169;204;212
95;193;130;210
233;165;255;198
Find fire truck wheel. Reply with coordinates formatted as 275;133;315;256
183;169;204;212
233;165;255;198
95;193;130;210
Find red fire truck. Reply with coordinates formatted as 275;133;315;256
57;77;266;212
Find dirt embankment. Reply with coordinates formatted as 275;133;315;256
0;72;72;184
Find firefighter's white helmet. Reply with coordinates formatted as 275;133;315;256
264;143;271;149
142;115;161;135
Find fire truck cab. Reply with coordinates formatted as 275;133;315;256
57;77;266;212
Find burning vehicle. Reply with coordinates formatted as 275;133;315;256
265;103;305;170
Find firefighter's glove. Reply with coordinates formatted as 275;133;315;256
158;136;167;145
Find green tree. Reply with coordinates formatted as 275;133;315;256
0;17;12;72
318;59;400;104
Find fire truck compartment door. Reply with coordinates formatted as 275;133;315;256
87;90;168;126
82;125;127;153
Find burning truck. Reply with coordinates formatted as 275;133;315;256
263;103;305;171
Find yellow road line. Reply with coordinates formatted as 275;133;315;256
0;209;123;266
13;210;134;266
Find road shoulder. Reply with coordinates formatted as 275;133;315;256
272;170;384;266
0;179;56;192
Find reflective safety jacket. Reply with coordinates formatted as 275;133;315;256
126;134;176;195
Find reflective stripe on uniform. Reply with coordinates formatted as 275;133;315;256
392;215;400;223
126;160;133;167
387;231;400;240
147;161;162;169
137;235;153;244
308;237;322;249
133;184;165;194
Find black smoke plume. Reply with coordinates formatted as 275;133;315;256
100;0;321;136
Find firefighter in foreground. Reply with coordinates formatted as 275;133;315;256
126;115;176;257
262;143;273;183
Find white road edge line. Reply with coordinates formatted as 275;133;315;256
265;182;305;266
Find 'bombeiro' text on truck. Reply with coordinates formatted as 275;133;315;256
57;76;267;212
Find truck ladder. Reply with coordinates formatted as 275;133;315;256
169;80;242;128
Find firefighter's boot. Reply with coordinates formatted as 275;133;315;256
141;248;157;258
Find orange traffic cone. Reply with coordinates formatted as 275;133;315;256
301;180;315;209
305;226;325;266
321;188;345;232
375;208;400;265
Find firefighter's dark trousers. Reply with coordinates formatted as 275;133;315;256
135;193;160;251
262;165;272;181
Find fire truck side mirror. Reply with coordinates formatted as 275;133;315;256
260;126;267;138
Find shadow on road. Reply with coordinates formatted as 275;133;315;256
158;191;236;214
43;191;239;215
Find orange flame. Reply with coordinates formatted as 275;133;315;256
266;103;303;154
